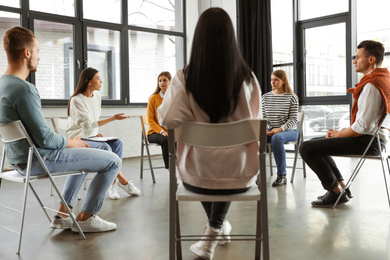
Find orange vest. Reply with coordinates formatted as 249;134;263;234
347;68;390;125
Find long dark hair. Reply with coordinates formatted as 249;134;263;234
151;71;172;95
67;67;98;116
184;8;253;123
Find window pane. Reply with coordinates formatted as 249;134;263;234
0;12;20;74
34;20;74;99
357;0;390;54
384;56;390;70
304;23;346;97
30;0;75;17
128;0;181;32
300;0;348;20
271;0;293;64
129;31;181;103
302;105;349;139
0;0;19;8
87;27;121;100
83;0;121;24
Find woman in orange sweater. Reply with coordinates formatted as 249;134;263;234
146;71;171;170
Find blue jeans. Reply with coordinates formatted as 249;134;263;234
84;139;123;159
14;147;121;215
267;129;298;175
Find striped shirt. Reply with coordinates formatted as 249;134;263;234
261;91;299;131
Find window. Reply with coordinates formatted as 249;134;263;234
0;0;185;105
0;11;20;74
34;20;74;99
299;0;348;20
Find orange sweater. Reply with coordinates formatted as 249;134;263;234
347;68;390;124
147;93;167;135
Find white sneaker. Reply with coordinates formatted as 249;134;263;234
107;183;120;200
189;225;221;260
219;220;231;245
118;180;141;196
50;213;76;229
71;215;116;233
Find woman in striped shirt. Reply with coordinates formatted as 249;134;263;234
262;70;299;187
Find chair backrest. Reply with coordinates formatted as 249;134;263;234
51;117;68;134
296;111;305;144
171;119;267;151
140;115;148;140
0;120;31;144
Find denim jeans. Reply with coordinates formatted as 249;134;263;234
267;129;298;175
84;139;123;159
14;147;121;215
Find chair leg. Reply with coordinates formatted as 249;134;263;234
290;144;299;183
140;139;145;179
176;201;182;260
17;178;30;254
302;160;307;178
380;157;390;209
29;183;51;221
145;142;156;183
268;144;273;176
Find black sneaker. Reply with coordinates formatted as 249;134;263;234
272;175;287;187
317;188;353;200
312;190;349;208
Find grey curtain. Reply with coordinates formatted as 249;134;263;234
237;0;273;94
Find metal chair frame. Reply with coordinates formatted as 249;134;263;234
333;113;390;208
139;115;165;183
168;119;269;260
0;120;86;254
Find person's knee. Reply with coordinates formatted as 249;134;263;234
299;141;309;157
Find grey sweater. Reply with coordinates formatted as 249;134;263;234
0;75;67;164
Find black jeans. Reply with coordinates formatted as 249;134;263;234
299;135;383;191
147;132;169;169
183;182;250;229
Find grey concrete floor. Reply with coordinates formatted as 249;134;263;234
0;156;390;260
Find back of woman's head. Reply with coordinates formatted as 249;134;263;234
184;7;253;123
271;70;293;94
67;67;98;116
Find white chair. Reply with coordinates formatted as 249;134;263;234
168;119;269;260
267;111;306;183
139;115;165;183
0;120;85;254
51;117;91;197
333;113;390;208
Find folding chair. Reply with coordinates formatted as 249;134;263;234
268;111;307;183
51;117;91;194
0;120;86;254
139;115;165;183
333;113;390;208
168;119;269;260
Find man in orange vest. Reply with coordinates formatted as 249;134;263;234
300;40;390;207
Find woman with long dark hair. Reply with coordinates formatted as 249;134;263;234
67;67;140;200
146;71;172;170
158;8;262;260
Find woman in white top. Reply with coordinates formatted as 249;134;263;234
67;67;140;200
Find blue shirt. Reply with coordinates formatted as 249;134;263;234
0;75;67;164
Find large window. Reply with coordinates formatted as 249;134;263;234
0;0;185;105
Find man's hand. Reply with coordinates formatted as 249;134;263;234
67;136;89;148
326;129;340;138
